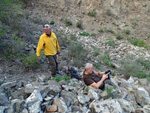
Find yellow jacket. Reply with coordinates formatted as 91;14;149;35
36;32;60;56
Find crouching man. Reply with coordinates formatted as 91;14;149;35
83;63;114;90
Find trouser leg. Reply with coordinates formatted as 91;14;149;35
53;55;59;72
46;55;57;76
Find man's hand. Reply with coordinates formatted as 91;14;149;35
102;74;108;81
57;52;60;56
37;56;40;60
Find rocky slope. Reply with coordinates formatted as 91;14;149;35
0;0;150;113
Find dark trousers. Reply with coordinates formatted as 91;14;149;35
46;54;59;76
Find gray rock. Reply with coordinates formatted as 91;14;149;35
143;105;150;113
10;99;25;113
25;84;38;94
11;88;25;100
118;99;135;113
26;89;43;107
0;106;8;113
89;99;123;113
39;85;50;98
71;106;83;112
0;81;16;89
61;90;77;106
136;87;150;107
62;85;76;92
138;78;149;86
77;94;90;104
37;74;46;82
54;98;68;113
47;80;61;96
0;93;9;106
28;101;42;113
88;89;99;100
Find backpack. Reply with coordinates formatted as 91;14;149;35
64;67;81;80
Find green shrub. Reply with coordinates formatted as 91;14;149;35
105;29;114;33
76;21;83;29
136;57;150;70
93;48;100;56
68;41;88;67
50;75;71;82
80;31;90;36
147;35;150;38
105;38;115;47
93;63;101;70
21;53;41;69
119;54;147;78
116;34;123;40
50;20;55;25
127;37;140;46
106;8;111;16
124;29;130;35
88;9;96;17
98;29;104;33
137;39;149;49
0;0;23;28
105;85;114;98
56;31;69;47
65;18;72;26
101;54;115;68
137;71;147;78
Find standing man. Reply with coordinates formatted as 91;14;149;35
36;24;61;77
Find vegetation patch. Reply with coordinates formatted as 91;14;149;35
116;34;123;40
50;75;71;82
65;18;72;26
88;9;96;17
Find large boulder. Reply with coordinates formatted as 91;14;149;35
77;94;90;104
26;89;43;113
135;87;150;107
0;93;9;106
47;80;61;96
53;98;68;113
10;99;25;113
118;99;135;113
88;89;99;100
61;90;77;106
89;99;123;113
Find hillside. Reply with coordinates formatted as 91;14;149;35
0;0;150;113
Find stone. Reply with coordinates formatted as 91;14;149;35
99;90;108;98
62;85;76;92
28;101;42;113
47;105;57;112
0;81;16;89
54;98;67;113
40;85;50;98
25;84;38;94
88;89;99;100
71;106;83;112
0;93;9;106
89;99;123;113
127;76;135;84
77;94;90;104
0;106;8;113
11;88;25;100
138;78;149;86
118;99;135;113
143;105;150;113
37;74;46;82
26;89;43;107
47;80;61;96
10;99;25;113
61;90;77;106
136;87;150;106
